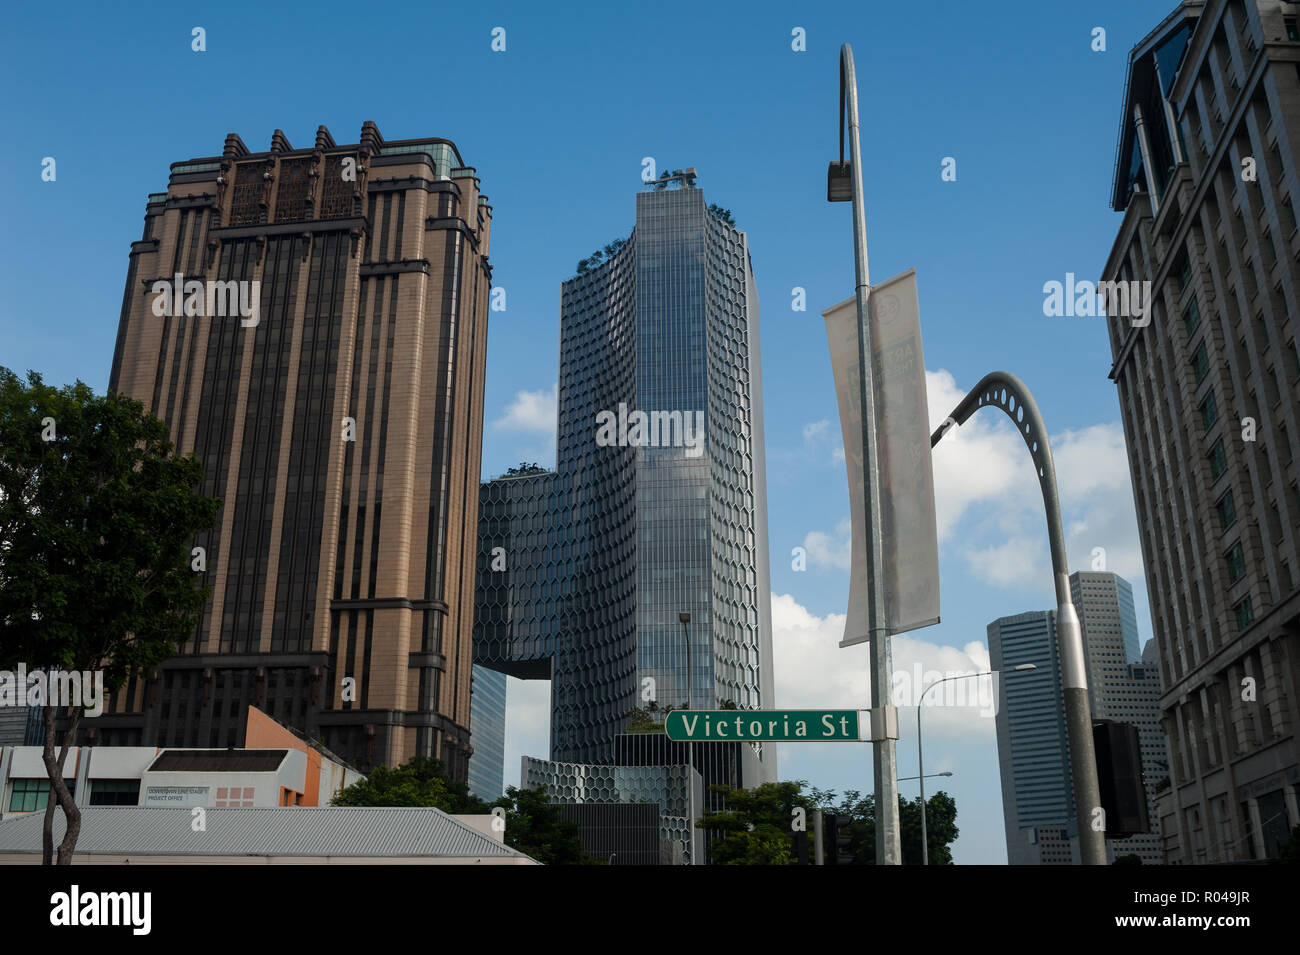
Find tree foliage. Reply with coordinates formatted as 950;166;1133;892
330;756;485;812
701;780;818;865
806;787;960;864
575;237;629;275
707;203;735;226
504;462;546;476
490;785;595;865
0;368;220;864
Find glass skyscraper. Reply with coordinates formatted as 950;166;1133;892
474;177;775;861
467;665;507;801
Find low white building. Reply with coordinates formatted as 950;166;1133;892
0;746;358;818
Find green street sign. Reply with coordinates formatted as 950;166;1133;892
663;709;861;742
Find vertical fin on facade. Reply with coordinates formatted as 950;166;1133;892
359;121;384;157
222;133;249;159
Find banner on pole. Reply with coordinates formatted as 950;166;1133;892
823;269;940;646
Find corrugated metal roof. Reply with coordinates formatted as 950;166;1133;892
147;749;288;772
0;807;532;860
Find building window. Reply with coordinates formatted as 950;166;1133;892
1234;597;1253;631
7;778;74;812
1199;391;1218;431
215;786;255;808
1216;490;1236;531
1178;256;1192;290
1287;16;1299;41
1209;440;1227;479
89;779;140;806
1183;298;1201;335
1226;542;1246;582
1192;342;1210;382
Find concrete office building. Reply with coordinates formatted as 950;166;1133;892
1104;0;1300;861
1072;573;1170;864
100;123;493;776
474;175;775;862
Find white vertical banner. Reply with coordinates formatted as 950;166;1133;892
823;269;940;645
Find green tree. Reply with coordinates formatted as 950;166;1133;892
701;780;818;865
491;785;593;864
330;757;487;812
807;788;960;864
707;203;735;226
505;462;546;476
0;368;220;864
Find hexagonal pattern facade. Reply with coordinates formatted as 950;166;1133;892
474;185;776;823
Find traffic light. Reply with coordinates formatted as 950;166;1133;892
1093;719;1150;837
823;813;855;865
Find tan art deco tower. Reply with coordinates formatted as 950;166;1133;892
100;122;492;776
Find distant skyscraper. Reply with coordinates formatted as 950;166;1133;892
474;175;775;862
988;611;1076;865
467;665;506;801
1072;573;1168;864
1104;0;1300;861
990;573;1168;864
100;123;493;776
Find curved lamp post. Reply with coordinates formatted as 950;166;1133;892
930;371;1107;866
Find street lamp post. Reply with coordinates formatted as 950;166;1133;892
679;611;694;866
930;372;1108;865
828;40;901;867
916;665;1036;864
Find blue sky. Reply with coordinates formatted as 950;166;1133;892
1;0;1178;863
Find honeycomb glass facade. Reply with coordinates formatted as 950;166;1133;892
474;181;775;860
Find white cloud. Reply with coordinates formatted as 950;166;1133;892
926;369;1035;542
772;592;1000;739
802;519;852;570
802;419;831;442
924;370;1144;591
492;383;558;434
